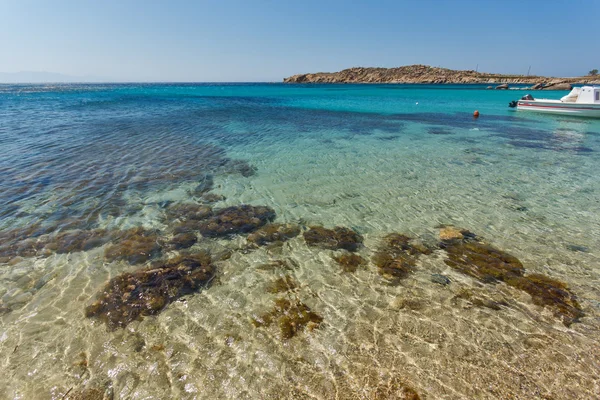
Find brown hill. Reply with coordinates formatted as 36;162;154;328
283;65;600;86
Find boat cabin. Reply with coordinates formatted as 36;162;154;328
577;86;600;103
561;86;600;104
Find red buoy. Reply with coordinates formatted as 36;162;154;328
473;110;480;118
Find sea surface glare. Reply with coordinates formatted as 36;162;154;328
1;83;599;399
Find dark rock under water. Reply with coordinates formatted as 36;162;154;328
104;228;162;265
197;205;276;237
303;226;363;252
440;228;583;326
85;252;215;330
373;233;432;283
246;223;301;247
333;252;367;273
251;297;323;340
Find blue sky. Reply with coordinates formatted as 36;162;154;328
1;0;599;82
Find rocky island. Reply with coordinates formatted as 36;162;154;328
284;64;600;89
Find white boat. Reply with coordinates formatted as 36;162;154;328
509;86;600;118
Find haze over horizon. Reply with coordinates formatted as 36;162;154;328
1;0;599;83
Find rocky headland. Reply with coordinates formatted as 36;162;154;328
283;65;600;89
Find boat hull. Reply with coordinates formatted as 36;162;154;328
517;100;600;118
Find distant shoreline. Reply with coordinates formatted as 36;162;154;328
283;64;600;87
0;80;596;89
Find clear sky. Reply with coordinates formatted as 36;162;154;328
1;0;599;82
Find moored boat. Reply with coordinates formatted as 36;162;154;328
509;86;600;118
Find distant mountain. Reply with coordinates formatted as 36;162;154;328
0;71;105;83
283;65;600;85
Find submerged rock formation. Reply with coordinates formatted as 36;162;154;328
166;203;213;222
266;275;298;294
246;223;301;247
439;227;583;326
251;298;323;339
1;226;162;264
197;205;276;237
333;252;367;273
443;241;525;283
85;252;215;330
166;232;197;250
104;228;162;265
303;226;363;252
373;233;432;283
284;64;600;85
48;229;112;254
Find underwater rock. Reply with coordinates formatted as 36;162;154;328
220;159;257;177
65;387;108;400
442;241;525;283
86;252;215;330
252;298;323;339
0;238;45;260
193;174;214;195
439;226;464;241
0;223;56;242
431;273;451;286
472;298;507;310
1;226;116;261
0;223;58;260
266;275;298;294
452;289;508;311
507;274;583;326
5;291;33;307
384;233;433;256
391;295;427;311
201;193;226;203
566;244;589;253
167;233;197;250
166;203;213;222
438;226;480;243
4;225;163;264
332;252;367;273
197;205;276;237
373;252;415;282
104;227;162;264
246;223;301;247
441;229;584;326
303;226;363;252
373;233;432;283
400;387;421;400
172;220;204;234
48;229;111;254
375;383;421;400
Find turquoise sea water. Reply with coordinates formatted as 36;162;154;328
1;83;600;399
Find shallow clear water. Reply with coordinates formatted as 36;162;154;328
1;83;600;399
